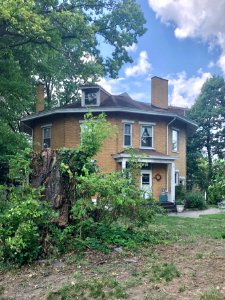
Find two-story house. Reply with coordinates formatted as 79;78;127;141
21;77;197;202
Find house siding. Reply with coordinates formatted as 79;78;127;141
32;113;187;201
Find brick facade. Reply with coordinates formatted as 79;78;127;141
33;113;187;201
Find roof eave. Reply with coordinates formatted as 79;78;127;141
21;107;198;129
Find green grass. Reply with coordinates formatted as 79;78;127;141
155;214;225;240
47;277;128;300
200;288;225;300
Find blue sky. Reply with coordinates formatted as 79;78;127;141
100;0;225;107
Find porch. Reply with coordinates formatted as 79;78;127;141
113;149;178;203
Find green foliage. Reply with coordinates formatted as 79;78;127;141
0;0;146;161
9;148;32;184
79;112;116;158
0;185;55;265
185;191;207;210
47;277;128;300
188;76;225;187
150;263;180;282
208;159;225;204
200;288;225;300
175;184;186;205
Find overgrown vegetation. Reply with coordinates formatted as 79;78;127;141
185;191;207;210
0;113;164;267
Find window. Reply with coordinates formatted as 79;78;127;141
42;126;51;148
83;88;99;106
175;171;179;186
172;129;179;152
124;123;132;147
140;125;153;148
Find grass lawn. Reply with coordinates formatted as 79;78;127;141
155;213;225;240
2;214;225;300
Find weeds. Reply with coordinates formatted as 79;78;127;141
47;277;128;300
150;263;180;282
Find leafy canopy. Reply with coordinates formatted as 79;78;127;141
0;0;146;160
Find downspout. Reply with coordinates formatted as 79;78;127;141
166;117;176;199
166;117;176;155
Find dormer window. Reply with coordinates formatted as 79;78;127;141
82;87;100;106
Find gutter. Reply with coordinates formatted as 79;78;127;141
21;107;198;128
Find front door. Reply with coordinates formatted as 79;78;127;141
141;170;152;198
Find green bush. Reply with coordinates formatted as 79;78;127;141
185;191;207;210
0;185;55;265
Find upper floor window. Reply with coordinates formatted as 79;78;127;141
172;129;179;152
42;125;51;148
82;88;100;106
140;125;153;148
123;123;132;147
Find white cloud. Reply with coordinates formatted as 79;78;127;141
148;0;225;74
125;51;151;77
168;71;212;107
124;43;137;52
98;77;127;95
208;61;215;68
129;92;146;101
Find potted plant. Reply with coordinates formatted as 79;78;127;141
175;198;185;212
175;184;186;213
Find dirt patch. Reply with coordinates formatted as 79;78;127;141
1;238;225;299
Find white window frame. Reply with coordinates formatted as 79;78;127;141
123;123;132;147
172;128;179;152
139;123;154;149
41;124;52;149
175;170;179;186
81;88;100;107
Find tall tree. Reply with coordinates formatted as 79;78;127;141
187;75;225;185
0;0;146;159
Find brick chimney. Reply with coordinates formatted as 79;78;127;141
36;83;45;112
151;76;168;109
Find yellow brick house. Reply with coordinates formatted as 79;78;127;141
21;77;197;203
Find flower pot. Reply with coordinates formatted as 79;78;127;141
176;204;184;213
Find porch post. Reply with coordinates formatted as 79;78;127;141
171;162;175;203
121;159;126;170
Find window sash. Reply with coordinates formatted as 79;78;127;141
172;129;179;152
141;125;152;148
124;123;132;146
42;127;51;148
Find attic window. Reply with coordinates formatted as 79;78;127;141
83;88;99;106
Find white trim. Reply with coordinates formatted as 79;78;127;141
140;170;152;198
81;89;100;107
122;120;134;124
41;123;52;128
175;170;179;186
21;107;198;129
123;123;132;147
139;121;156;126
172;128;179;152
171;162;175;203
166;117;176;155
42;125;51;149
140;124;154;149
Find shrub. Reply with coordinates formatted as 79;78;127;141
185;191;207;210
0;185;55;265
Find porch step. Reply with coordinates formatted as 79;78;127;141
160;202;177;212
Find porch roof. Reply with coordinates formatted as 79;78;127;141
113;149;177;164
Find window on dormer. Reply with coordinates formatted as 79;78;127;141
84;88;99;106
